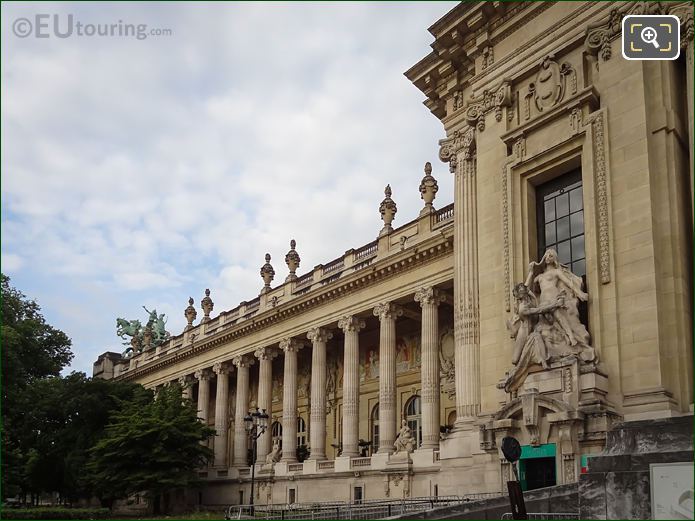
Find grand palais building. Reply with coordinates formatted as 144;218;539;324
94;0;694;511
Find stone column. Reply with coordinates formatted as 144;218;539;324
232;355;254;467
195;368;213;426
415;287;446;449
212;362;232;467
439;128;480;427
254;347;276;462
373;302;403;453
338;316;366;457
178;375;193;401
307;327;332;460
280;338;303;462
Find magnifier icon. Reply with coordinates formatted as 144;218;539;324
640;26;660;48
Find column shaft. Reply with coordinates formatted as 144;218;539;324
213;363;232;467
195;369;212;426
280;339;303;462
308;328;332;460
415;287;444;449
374;303;402;453
338;317;365;457
232;356;253;466
453;150;480;424
255;348;275;462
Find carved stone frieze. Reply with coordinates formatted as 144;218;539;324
586;110;611;284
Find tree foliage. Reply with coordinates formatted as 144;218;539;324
2;274;73;499
87;384;214;510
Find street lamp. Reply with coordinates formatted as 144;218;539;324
244;407;269;514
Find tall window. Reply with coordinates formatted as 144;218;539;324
370;403;379;455
537;170;587;325
536;170;585;276
297;417;307;447
404;396;422;449
271;421;282;447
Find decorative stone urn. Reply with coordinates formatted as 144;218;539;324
285;239;301;282
200;288;214;323
419;162;438;215
184;297;197;330
260;253;275;293
379;184;397;237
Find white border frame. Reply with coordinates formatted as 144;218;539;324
621;14;681;61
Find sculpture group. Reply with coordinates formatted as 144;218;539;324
117;306;171;356
501;248;596;392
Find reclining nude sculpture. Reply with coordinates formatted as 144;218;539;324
500;248;596;393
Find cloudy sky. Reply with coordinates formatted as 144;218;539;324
2;1;457;374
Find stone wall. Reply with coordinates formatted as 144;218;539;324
579;415;694;519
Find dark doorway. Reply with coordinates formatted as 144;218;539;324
521;457;556;491
354;486;363;504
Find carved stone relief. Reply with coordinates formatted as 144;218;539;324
524;56;577;121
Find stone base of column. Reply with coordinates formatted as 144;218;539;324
370;452;391;470
335;456;352;473
412;447;437;468
273;461;289;477
439;427;478;460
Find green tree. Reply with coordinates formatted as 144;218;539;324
87;384;214;513
19;373;150;503
1;274;73;500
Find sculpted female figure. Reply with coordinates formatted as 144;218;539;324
525;248;590;350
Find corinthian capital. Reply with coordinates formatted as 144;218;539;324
194;368;212;381
373;302;404;322
232;355;255;369
337;315;366;333
438;127;476;172
414;286;446;307
307;327;333;343
279;338;304;353
254;346;278;361
212;361;233;375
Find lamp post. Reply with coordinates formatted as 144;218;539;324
244;407;269;514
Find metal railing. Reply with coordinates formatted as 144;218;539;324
501;514;579;520
226;494;501;520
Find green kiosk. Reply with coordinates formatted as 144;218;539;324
518;443;557;491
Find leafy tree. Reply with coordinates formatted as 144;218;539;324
1;274;73;499
19;373;150;503
87;384;214;513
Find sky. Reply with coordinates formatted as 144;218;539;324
1;1;458;374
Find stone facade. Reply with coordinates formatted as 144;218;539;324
94;1;693;508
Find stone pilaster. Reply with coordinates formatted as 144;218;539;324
194;368;213;426
338;316;366;457
307;327;333;460
254;347;277;462
232;355;254;467
213;362;232;467
373;302;403;453
280;338;304;462
439;128;480;427
415;286;446;449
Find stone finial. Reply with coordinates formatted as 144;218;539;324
184;297;197;330
419;162;439;215
260;253;275;293
285;239;301;282
379;184;397;237
201;289;214;323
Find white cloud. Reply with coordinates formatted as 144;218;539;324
1;1;457;374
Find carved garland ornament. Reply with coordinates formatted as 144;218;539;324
588;110;611;284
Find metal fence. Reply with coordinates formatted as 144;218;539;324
226;494;502;520
500;513;579;520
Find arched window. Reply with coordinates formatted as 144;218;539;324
271;421;282;447
370;403;379;455
404;395;422;449
297;417;307;447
